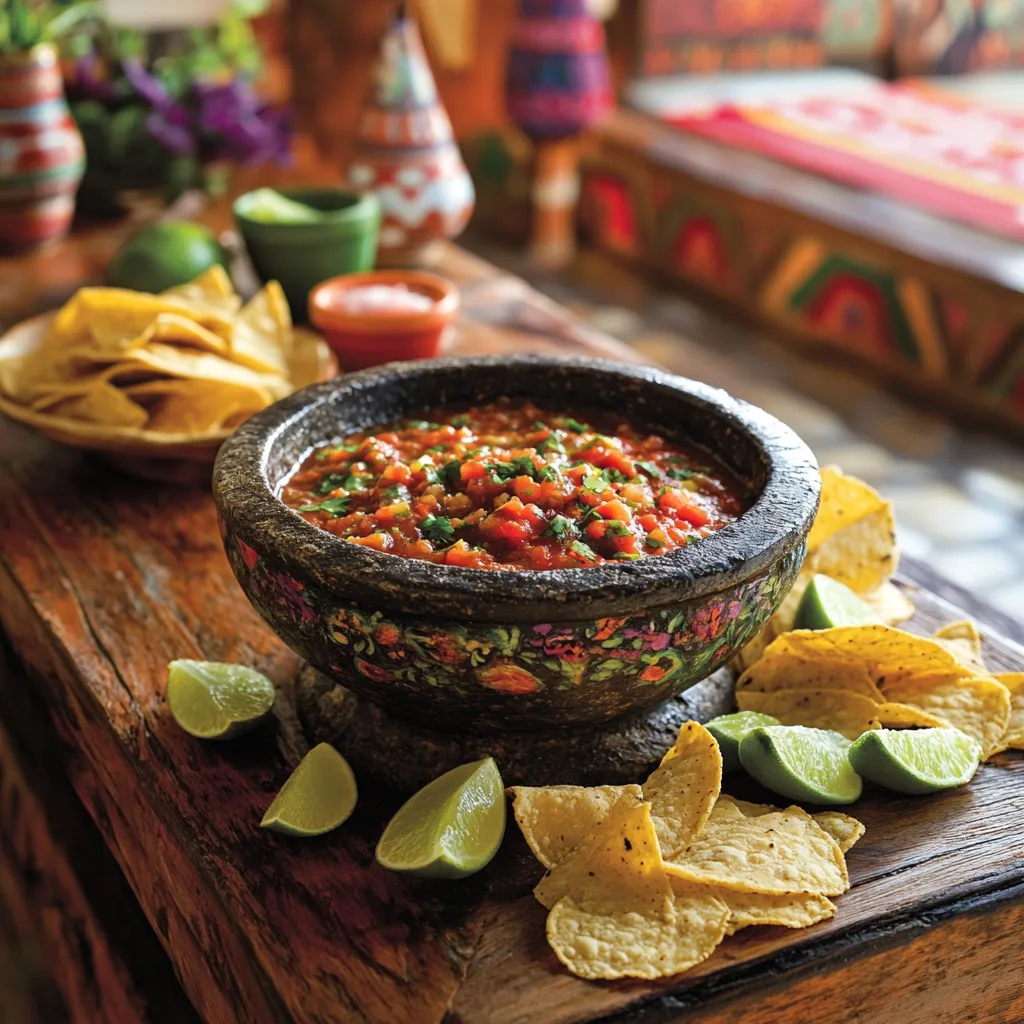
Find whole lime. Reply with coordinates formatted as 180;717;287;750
107;221;229;293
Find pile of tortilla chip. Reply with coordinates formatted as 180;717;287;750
733;466;915;672
511;721;863;981
0;266;295;436
736;621;1023;760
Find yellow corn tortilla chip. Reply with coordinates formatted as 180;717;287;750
811;811;865;854
737;655;884;702
642;721;722;859
534;790;662;911
862;582;915;625
547;890;730;981
229;281;292;376
125;381;270;434
50;288;235;350
874;700;950;729
995;673;1024;750
881;671;1011;760
665;806;849;896
933;620;986;675
163;265;240;309
803;466;898;594
718;796;864;854
510;784;638;870
42;381;149;429
737;688;881;740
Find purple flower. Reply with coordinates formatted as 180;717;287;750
69;53;116;102
145;109;195;156
122;59;173;110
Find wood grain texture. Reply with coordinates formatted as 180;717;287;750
0;244;1022;1023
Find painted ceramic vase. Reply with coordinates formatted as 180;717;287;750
0;45;85;251
505;0;613;141
346;8;474;268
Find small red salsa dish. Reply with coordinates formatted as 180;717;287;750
281;401;749;571
308;270;458;371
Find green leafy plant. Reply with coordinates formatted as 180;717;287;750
0;0;98;54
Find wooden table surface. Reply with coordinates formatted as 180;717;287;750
1;225;1023;1024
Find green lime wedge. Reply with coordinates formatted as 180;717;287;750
706;711;781;772
261;743;358;836
166;659;276;740
794;574;877;630
375;757;506;879
848;728;981;795
739;725;863;806
239;187;321;224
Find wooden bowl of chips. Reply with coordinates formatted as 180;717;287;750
0;268;338;482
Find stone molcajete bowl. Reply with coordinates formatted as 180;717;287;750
213;356;819;733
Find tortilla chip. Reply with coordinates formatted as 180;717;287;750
933;620;986;675
124;378;272;434
736;688;881;740
665;806;849;896
42;381;149;429
811;811;865;853
510;784;638;871
546;890;729;981
164;265;239;308
874;701;950;729
230;281;292;375
995;673;1024;750
737;656;884;702
534;790;662;910
804;466;898;594
716;795;774;817
881;672;1011;760
862;582;915;625
643;721;722;859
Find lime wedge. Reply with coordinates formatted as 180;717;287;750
848;728;981;795
261;743;358;836
239;187;321;224
166;659;275;739
739;725;863;806
794;574;877;630
375;758;506;879
706;711;781;772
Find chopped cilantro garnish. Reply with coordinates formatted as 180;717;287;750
636;461;660;479
423;468;441;487
604;522;631;538
570;540;597;562
405;419;441;431
298;496;350;517
562;417;590;434
578;503;603;526
533;420;548;430
315;442;360;461
580;436;605;451
420;514;456;547
316;472;349;495
606;468;629;484
544;514;578;541
343;474;372;492
425;444;448;454
442;459;462;488
489;456;539;482
537;430;566;455
668;467;706;481
645;535;664;549
537;464;560;483
449;415;470;428
380;484;406;501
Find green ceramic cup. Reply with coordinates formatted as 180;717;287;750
233;187;381;320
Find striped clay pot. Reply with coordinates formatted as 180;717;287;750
0;44;85;251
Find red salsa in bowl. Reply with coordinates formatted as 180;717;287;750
281;401;749;571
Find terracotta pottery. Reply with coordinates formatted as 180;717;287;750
346;5;475;268
213;356;820;732
0;44;84;251
505;0;613;142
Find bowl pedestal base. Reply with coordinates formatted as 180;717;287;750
295;664;735;792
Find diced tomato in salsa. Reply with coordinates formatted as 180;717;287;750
279;402;749;570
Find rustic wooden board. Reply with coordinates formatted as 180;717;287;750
1;241;1022;1022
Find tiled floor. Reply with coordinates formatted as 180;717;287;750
470;240;1024;624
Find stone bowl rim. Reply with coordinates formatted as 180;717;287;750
212;355;820;622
